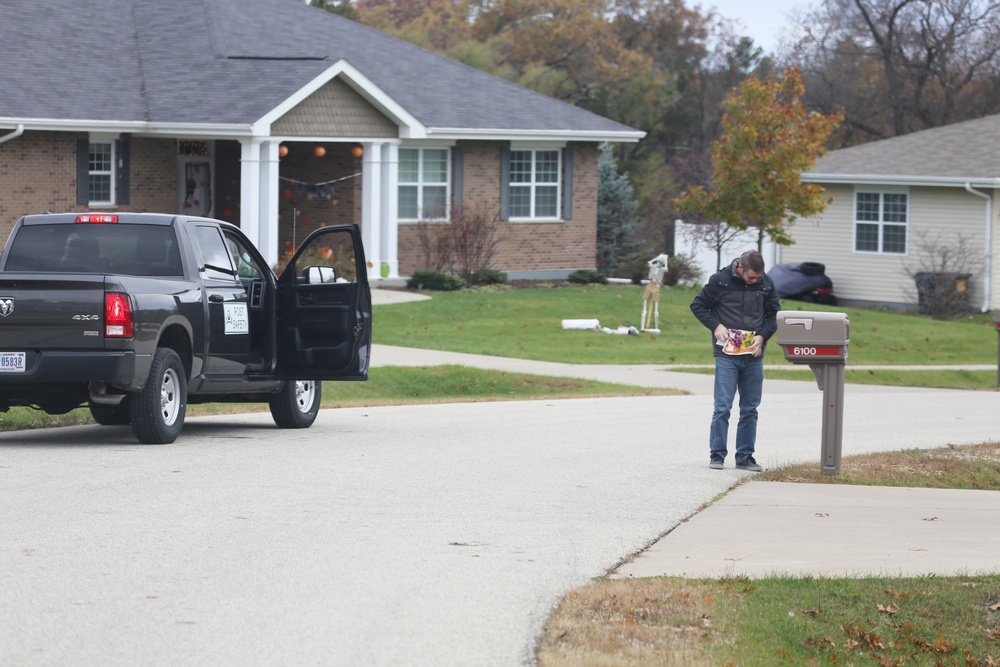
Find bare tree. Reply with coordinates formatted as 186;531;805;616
787;0;1000;143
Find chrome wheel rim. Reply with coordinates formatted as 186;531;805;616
160;367;181;425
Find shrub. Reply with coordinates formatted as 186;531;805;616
664;253;703;287
406;269;464;291
468;268;507;285
567;269;608;284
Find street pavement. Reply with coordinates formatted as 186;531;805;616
1;289;997;666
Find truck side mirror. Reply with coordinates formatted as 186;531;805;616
303;265;336;284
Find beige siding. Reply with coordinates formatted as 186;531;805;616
783;185;989;309
272;78;398;138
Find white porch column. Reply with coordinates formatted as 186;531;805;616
380;142;399;278
361;141;384;280
239;139;262;248
258;140;280;266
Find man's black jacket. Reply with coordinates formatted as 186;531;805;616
690;259;781;357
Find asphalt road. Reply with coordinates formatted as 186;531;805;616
2;366;998;666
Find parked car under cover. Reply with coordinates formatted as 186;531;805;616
769;262;837;305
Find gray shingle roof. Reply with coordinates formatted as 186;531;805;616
1;0;641;138
807;114;1000;184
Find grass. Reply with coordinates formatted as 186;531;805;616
372;284;997;367
0;365;680;431
537;443;1000;667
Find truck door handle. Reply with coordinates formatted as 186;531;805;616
209;294;225;303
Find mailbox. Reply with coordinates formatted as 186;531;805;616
776;311;850;475
777;311;850;364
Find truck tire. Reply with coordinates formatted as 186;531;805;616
269;380;322;429
130;348;186;444
89;402;131;426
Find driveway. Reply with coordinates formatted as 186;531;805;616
2;353;998;666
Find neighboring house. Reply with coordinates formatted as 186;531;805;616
0;0;644;281
792;115;1000;312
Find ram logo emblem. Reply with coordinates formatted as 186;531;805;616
0;298;13;317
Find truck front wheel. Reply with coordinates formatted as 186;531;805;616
269;380;322;429
130;348;187;444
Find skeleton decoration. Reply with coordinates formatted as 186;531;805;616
640;253;669;332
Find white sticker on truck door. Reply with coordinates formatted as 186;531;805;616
223;302;250;335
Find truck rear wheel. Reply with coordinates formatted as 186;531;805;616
269;380;321;429
89;402;131;426
130;348;186;444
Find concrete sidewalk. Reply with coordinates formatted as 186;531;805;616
614;482;1000;579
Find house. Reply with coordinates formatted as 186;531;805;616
791;115;1000;313
0;0;644;281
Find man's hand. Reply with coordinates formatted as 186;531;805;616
750;335;764;357
714;323;729;343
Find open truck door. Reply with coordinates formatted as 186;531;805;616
274;225;371;380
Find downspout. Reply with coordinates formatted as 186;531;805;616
964;183;992;312
0;124;25;146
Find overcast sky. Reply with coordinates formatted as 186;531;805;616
702;0;814;53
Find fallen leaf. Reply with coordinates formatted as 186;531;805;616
922;516;939;521
815;512;829;517
990;601;1000;611
802;607;823;617
877;603;899;615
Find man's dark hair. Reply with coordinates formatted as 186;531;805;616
739;249;765;273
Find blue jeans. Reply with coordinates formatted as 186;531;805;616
710;355;764;463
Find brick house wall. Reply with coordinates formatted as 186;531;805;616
396;141;598;277
0;131;177;245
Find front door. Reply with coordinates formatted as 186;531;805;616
273;225;371;380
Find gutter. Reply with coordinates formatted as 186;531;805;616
0;124;24;145
964;183;992;312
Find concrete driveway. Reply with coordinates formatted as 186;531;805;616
2;351;998;666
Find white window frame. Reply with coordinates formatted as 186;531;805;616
508;147;561;221
397;146;451;222
853;189;908;255
88;138;116;206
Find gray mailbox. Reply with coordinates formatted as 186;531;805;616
776;311;850;475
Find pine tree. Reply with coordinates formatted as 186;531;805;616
596;143;641;276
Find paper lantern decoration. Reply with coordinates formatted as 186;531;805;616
283;188;294;199
279;145;289;157
351;145;363;158
314;146;326;158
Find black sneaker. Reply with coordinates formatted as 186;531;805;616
709;456;724;470
735;457;762;472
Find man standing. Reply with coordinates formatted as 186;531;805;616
690;250;781;472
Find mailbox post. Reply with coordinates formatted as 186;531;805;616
995;310;1000;388
776;311;850;475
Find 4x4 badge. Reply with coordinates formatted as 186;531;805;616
0;298;13;317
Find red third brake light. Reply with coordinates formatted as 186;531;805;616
76;214;118;223
105;293;134;338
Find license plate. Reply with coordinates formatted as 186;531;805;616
0;352;26;373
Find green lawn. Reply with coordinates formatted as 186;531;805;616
373;284;997;367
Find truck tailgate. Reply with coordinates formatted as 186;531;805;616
0;275;109;349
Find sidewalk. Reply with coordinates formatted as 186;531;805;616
371;288;1000;579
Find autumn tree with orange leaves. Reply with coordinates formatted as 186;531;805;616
673;67;842;250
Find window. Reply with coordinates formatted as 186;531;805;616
88;141;115;205
398;148;449;220
509;149;560;219
854;191;907;254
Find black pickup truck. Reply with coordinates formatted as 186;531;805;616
0;212;371;444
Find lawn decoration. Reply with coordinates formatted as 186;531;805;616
640;254;669;333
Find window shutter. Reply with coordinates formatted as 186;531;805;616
117;134;131;205
562;146;574;220
452;146;464;210
499;145;510;220
76;138;89;204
